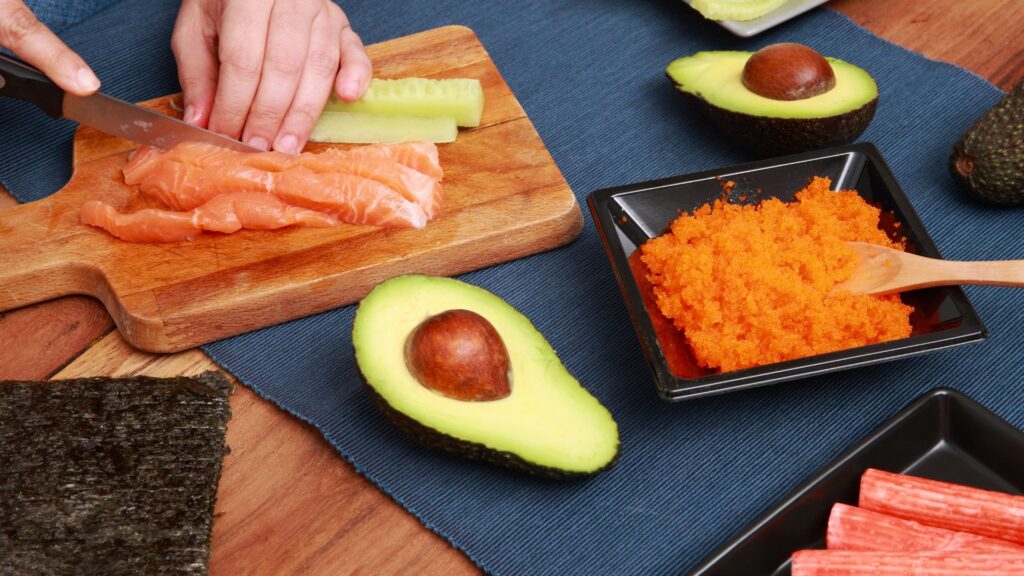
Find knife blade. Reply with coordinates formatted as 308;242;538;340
62;92;257;152
0;54;257;153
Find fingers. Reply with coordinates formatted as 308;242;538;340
206;0;275;139
0;0;99;95
271;6;340;153
171;0;218;127
240;0;322;151
333;10;371;102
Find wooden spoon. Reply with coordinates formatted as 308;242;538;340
836;242;1024;295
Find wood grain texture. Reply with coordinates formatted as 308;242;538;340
0;25;582;353
831;0;1024;90
53;332;480;576
0;296;112;380
0;186;114;381
2;4;1020;575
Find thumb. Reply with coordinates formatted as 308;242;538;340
0;1;99;95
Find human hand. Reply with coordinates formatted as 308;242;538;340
172;0;372;153
0;1;100;95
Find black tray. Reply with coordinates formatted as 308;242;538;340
588;143;987;401
689;388;1024;575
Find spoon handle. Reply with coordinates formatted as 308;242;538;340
935;259;1024;288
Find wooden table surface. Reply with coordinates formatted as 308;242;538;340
1;2;1021;574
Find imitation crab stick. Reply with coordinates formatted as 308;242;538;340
791;551;1024;575
826;503;1024;553
859;468;1024;544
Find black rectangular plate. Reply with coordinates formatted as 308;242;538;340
689;388;1024;575
588;142;987;401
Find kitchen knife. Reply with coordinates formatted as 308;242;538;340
0;54;257;152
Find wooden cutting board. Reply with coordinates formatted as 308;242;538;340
0;26;581;353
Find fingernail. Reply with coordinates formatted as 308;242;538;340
76;68;100;93
275;134;299;154
247;136;270;151
184;106;200;125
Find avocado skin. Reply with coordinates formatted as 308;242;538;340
363;382;620;480
679;89;878;157
949;79;1024;206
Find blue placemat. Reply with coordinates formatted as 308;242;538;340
2;2;1019;574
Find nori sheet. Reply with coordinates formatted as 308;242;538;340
0;371;232;576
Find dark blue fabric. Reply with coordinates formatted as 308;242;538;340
24;0;122;32
1;2;1018;574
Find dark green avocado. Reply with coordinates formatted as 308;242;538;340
666;49;878;157
352;275;620;479
950;78;1024;206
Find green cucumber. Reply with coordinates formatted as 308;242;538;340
324;78;484;127
689;0;789;21
309;111;457;144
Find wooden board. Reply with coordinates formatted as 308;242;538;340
0;25;581;353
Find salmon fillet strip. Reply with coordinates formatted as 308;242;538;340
123;142;443;219
81;192;338;243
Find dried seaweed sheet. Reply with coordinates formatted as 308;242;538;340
0;371;231;576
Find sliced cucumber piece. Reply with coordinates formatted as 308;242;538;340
325;78;484;127
689;0;789;21
309;111;457;144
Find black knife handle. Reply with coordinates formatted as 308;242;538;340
0;54;64;118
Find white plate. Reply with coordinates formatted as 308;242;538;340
682;0;831;37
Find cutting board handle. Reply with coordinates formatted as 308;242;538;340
0;197;99;312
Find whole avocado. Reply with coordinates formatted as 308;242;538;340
950;78;1024;206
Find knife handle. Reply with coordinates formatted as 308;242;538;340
0;54;64;118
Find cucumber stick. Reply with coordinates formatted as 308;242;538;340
324;78;485;127
309;111;457;144
689;0;789;21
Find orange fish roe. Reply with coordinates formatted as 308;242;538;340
640;177;913;372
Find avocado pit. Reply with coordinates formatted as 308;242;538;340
404;309;511;401
741;43;836;101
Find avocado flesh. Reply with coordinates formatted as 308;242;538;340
353;275;619;477
950;78;1024;206
667;51;878;156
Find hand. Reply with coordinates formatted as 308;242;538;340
0;1;100;95
172;0;372;153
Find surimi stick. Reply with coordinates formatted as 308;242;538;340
859;468;1024;544
827;503;1024;553
791;551;1024;575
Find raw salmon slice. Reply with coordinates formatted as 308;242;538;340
81;192;337;243
297;147;442;217
136;161;426;228
365;141;444;180
82;200;200;243
121;141;443;225
275;168;428;229
138;162;276;211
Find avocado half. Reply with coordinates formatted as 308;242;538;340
353;275;620;479
667;51;878;156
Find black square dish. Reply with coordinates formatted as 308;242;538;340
588;143;986;401
688;387;1024;575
